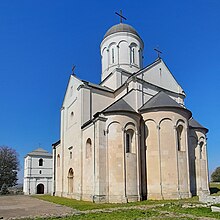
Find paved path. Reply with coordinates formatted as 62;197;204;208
0;195;74;219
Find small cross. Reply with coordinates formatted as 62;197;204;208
115;10;127;23
154;47;162;58
72;65;76;75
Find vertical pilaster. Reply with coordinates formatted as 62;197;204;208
185;126;192;197
157;124;164;199
93;116;107;203
136;129;141;201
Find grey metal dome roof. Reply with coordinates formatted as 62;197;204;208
104;23;140;39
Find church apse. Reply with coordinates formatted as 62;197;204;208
142;108;192;200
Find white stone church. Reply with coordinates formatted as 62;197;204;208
52;21;210;203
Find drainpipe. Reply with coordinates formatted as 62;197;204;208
52;145;56;196
93;120;96;203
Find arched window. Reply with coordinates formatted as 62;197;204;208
199;142;204;159
57;154;60;167
39;158;43;166
177;125;184;151
86;138;92;158
126;129;135;153
131;48;135;63
130;43;137;65
112;48;115;64
68;168;74;193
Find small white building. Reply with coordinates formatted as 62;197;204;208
23;148;53;195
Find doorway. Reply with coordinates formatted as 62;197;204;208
37;183;44;194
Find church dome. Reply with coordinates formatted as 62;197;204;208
104;23;140;39
101;23;144;82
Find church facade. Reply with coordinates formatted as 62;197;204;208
52;22;209;203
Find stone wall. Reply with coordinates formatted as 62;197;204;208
199;194;220;205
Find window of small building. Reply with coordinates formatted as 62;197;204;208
39;170;42;174
70;151;73;159
39;158;43;166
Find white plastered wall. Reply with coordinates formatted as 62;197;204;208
23;155;52;195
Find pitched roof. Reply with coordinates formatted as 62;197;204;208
52;140;61;147
103;99;136;113
82;80;114;92
139;91;182;112
189;118;208;133
26;148;52;157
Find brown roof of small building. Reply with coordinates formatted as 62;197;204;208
26;148;52;157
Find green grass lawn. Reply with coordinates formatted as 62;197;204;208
210;182;220;196
33;195;199;211
48;209;195;220
33;195;220;219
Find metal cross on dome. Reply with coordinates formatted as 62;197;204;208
115;10;127;23
154;47;162;58
72;65;76;75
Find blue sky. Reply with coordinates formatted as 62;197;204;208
0;0;219;184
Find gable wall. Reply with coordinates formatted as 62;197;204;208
60;76;84;199
92;90;114;116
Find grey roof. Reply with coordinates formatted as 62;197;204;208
139;91;182;111
52;140;60;147
104;23;140;39
189;118;208;132
82;80;114;92
26;148;52;157
103;99;136;113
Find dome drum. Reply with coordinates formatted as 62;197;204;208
101;23;144;81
